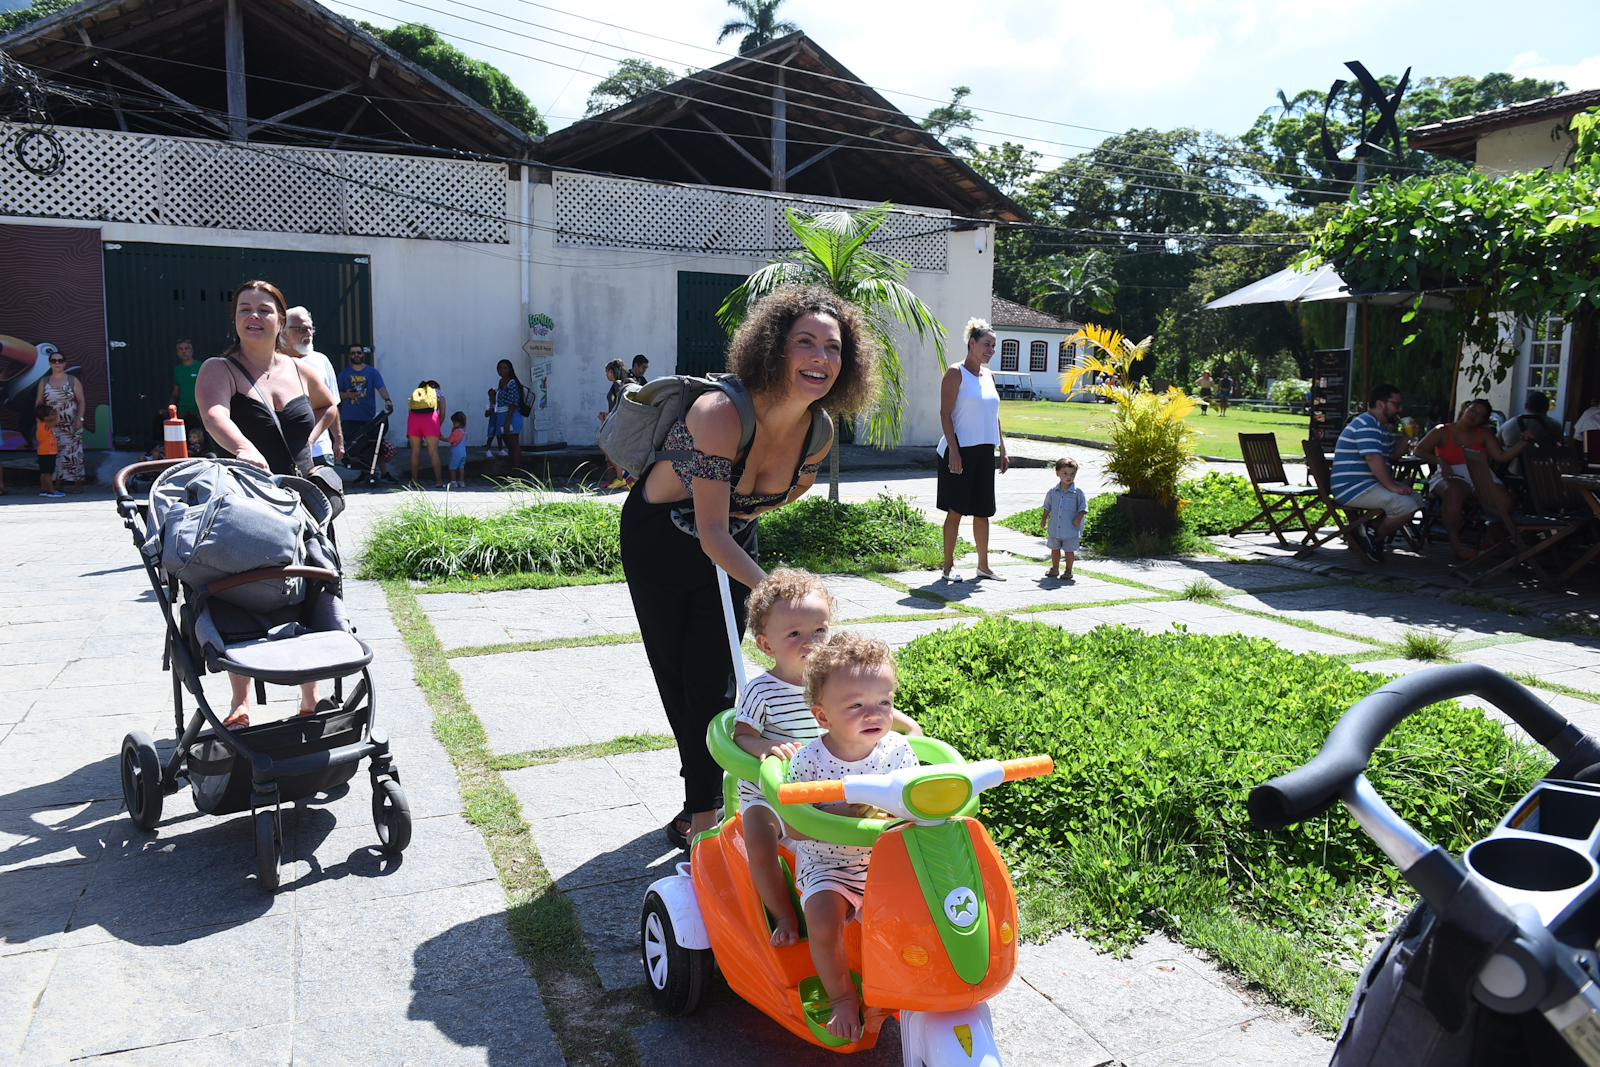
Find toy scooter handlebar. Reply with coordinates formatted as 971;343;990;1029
777;780;846;805
1002;755;1055;781
1248;664;1594;832
775;756;1055;811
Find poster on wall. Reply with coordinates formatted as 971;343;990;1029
530;357;555;432
0;224;110;449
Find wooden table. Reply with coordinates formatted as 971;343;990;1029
1557;473;1600;585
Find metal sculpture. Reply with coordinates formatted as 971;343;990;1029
1319;60;1411;185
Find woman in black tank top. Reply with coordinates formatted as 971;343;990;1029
194;281;337;477
193;280;341;728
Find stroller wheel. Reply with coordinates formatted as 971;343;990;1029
372;778;412;854
255;809;282;892
120;731;163;831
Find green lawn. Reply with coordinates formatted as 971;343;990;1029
1001;400;1311;462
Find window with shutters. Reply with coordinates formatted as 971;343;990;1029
1030;340;1048;372
1000;339;1019;371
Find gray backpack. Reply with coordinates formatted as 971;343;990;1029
143;460;320;614
597;373;831;478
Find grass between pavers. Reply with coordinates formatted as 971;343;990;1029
492;733;677;771
1445;590;1533;616
418;570;625;594
1510;672;1600;705
447;631;643;659
382;579;646;1067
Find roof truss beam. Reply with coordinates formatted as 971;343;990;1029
651;131;709;184
98;54;229;134
248;81;361;135
695;111;770;178
785;136;850;180
51;0;224;72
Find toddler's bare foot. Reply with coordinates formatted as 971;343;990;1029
769;914;801;947
825;993;862;1042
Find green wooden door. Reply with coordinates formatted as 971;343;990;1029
102;242;371;447
677;271;748;377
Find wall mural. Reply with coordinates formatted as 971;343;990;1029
0;224;109;449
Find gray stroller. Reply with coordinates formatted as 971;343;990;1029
114;458;410;891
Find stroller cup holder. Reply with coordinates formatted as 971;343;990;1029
1466;784;1600;928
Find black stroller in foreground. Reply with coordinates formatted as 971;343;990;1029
1251;664;1600;1065
114;458;411;891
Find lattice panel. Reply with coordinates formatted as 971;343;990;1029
554;172;769;256
345;154;505;243
0;124;507;242
0;123;161;223
553;172;948;272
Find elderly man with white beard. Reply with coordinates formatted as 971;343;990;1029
286;305;344;466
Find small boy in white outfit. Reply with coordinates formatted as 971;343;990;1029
786;632;920;1042
1041;457;1088;581
734;569;834;948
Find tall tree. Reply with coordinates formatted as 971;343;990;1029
1030;252;1119;320
360;22;547;136
717;204;946;499
1243;72;1565;205
716;0;800;54
585;59;679;116
0;0;73;34
921;86;979;155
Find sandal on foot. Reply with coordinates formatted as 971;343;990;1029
223;711;250;729
665;810;691;851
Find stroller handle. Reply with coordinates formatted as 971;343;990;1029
1248;664;1591;832
207;566;339;595
113;458;194;501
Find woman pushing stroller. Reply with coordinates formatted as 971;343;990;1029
194;280;340;727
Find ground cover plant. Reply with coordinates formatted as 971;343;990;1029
999;472;1266;556
894;617;1549;1029
757;492;968;573
359;490;622;582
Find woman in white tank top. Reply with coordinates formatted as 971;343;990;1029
936;318;1009;581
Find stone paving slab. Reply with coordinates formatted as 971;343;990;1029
0;492;562;1067
1078;557;1335;593
421;580;638;650
889;562;1160;613
820;574;956;620
1459;638;1600;693
843;616;974;649
1224;586;1551;646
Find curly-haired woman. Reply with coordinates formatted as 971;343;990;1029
622;284;878;850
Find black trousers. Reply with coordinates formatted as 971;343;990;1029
620;484;757;815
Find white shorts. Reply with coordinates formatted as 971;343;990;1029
1047;534;1080;551
799;879;863;916
1342;483;1423;519
1429;462;1501;495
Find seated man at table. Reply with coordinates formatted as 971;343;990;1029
1331;383;1422;562
1500;390;1563;474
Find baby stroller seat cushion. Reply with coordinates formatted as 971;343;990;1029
220;630;371;682
195;587;368;682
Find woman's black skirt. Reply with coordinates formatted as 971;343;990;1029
936;443;996;517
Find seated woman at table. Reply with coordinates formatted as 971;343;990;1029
1413;397;1533;560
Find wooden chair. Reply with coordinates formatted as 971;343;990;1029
1300;441;1382;563
1233;433;1325;548
1455;448;1582;588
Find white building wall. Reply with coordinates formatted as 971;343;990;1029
4;209;525;445
1475;120;1575;177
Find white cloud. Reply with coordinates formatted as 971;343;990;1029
1509;51;1600;91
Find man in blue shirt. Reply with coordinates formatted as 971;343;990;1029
1331;383;1419;561
337;345;393;481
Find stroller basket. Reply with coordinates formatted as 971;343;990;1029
187;710;366;816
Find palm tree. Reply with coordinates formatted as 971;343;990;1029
1030;252;1118;320
717;204;946;500
716;0;800;54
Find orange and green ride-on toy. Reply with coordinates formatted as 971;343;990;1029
639;709;1053;1064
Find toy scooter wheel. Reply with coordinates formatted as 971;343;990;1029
372;778;412;854
641;891;709;1014
120;731;163;831
255;809;282;892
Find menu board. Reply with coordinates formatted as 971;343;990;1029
1308;348;1353;449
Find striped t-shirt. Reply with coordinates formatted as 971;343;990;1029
788;732;919;900
735;672;821;808
1331;411;1392;502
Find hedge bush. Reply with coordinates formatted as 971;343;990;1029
359;492;621;581
998;472;1273;554
758;492;966;573
895;617;1547;1026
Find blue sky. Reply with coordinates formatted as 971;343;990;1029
318;0;1600;162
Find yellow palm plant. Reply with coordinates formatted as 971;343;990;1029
1061;324;1198;505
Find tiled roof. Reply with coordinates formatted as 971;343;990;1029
1407;89;1600;159
989;295;1080;332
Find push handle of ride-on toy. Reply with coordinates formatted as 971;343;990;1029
774;756;1056;807
206;567;340;596
1248;663;1592;833
775;756;1054;826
